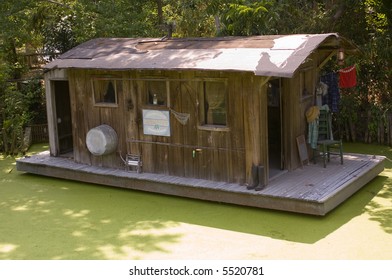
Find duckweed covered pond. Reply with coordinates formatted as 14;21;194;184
1;143;391;259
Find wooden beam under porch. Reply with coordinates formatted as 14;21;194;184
16;152;384;216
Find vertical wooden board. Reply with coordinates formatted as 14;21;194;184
168;75;185;177
84;70;102;167
180;72;199;178
257;77;269;185
44;72;57;156
227;73;246;184
289;74;305;171
127;71;141;155
242;74;262;185
154;136;169;174
116;73;127;158
124;75;132;154
281;78;296;171
217;131;230;182
99;73;127;168
209;131;220;181
199;130;213;180
296;135;309;166
67;70;80;162
280;78;289;170
71;69;93;165
242;74;252;184
136;73;154;173
99;107;119;168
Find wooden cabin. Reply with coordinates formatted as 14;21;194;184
18;34;386;215
42;34;359;187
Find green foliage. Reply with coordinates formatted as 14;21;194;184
1;83;29;155
221;0;272;35
164;0;217;37
338;0;392;144
74;0;159;38
0;78;45;154
0;0;391;146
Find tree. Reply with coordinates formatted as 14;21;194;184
0;0;391;149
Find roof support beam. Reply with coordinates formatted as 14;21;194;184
318;50;336;70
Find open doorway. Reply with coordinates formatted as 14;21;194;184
54;81;73;155
267;79;284;179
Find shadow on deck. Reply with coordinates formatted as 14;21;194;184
16;152;385;216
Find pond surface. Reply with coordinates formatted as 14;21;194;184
1;143;391;259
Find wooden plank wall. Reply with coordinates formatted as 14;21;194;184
69;70;126;168
281;59;318;171
67;69;270;184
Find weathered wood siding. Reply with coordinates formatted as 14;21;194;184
67;69;269;184
281;56;319;171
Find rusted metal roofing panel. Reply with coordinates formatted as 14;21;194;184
45;33;357;78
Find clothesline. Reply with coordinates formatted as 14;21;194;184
338;65;356;73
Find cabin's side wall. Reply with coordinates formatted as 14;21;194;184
281;57;319;171
282;59;319;170
67;69;268;184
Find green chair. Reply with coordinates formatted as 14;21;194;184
314;108;343;168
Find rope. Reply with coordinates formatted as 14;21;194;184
339;65;356;73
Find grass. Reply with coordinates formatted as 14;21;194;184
0;143;391;259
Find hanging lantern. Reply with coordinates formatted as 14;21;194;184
338;48;345;65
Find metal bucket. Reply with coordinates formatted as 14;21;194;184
86;124;118;156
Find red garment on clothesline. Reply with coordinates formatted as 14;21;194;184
339;65;357;88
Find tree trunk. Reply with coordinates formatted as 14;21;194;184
156;0;163;25
349;116;356;142
388;113;392;146
378;118;384;144
344;121;350;141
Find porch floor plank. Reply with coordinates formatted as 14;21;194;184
16;152;385;215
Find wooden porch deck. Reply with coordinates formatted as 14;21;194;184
16;152;385;216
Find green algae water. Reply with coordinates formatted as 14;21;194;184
1;143;391;259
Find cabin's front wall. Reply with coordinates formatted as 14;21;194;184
46;58;324;185
60;69;269;185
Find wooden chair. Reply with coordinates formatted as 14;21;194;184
314;108;343;168
120;153;143;173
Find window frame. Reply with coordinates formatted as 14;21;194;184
91;77;121;108
198;78;229;131
143;78;169;107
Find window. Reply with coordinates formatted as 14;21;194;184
200;80;227;127
92;78;121;106
146;80;167;106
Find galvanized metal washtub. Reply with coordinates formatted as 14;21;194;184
86;124;118;156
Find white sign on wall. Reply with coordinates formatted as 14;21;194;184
142;109;171;137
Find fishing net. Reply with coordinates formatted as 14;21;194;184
170;109;190;125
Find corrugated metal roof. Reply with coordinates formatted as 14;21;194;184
45;33;357;78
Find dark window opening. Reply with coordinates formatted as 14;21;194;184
92;78;120;106
146;80;167;106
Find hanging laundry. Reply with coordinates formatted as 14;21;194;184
339;65;357;88
321;72;340;113
306;106;320;149
316;81;328;106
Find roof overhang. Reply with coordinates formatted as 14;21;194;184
45;33;359;78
